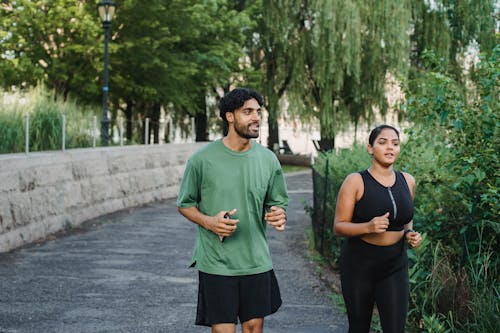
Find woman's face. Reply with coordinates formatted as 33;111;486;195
368;128;400;166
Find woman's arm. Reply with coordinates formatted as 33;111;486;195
402;172;423;248
333;173;390;237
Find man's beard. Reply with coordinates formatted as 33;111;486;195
234;121;259;139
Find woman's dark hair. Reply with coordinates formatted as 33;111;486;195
368;124;400;145
219;88;263;122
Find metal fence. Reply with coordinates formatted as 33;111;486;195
5;113;197;155
311;157;343;267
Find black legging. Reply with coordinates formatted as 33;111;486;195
340;237;408;333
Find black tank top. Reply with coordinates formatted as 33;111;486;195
352;170;414;231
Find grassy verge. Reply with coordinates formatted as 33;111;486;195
281;165;311;173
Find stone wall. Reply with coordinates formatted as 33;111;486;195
0;143;205;253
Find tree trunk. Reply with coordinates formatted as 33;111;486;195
151;103;161;144
354;118;358;145
124;101;133;141
195;112;209;141
267;117;279;151
195;92;209;141
318;137;334;152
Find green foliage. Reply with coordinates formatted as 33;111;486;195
329;292;346;313
420;313;454;333
1;0;252;142
109;0;251;141
287;0;411;141
408;230;499;332
463;240;499;333
29;101;63;151
410;0;497;76
0;103;24;154
402;47;499;253
280;165;310;174
0;86;97;153
401;47;499;331
0;0;101;101
311;145;370;265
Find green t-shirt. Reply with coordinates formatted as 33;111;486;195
177;139;289;276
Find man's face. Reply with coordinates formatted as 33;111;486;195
231;98;262;139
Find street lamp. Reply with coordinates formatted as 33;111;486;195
97;0;116;146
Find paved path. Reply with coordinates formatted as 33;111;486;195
0;171;348;333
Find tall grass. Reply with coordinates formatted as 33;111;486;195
409;227;499;332
0;99;25;153
0;86;98;153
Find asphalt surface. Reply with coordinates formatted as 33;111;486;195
0;170;348;333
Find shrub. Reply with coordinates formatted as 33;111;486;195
399;47;498;331
0;86;98;153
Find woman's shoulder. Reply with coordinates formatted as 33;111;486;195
339;172;365;201
399;171;416;197
400;171;415;185
342;171;364;187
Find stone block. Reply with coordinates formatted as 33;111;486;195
0;143;206;252
0;170;19;193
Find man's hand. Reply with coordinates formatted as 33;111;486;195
209;209;239;238
265;206;286;231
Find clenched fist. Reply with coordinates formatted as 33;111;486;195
369;212;389;233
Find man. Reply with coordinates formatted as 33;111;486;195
177;87;288;333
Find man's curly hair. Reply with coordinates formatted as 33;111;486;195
219;88;263;122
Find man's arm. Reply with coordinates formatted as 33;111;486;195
265;206;287;231
178;206;239;238
264;164;289;231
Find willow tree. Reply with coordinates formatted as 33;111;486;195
285;0;411;150
410;0;497;80
246;0;304;150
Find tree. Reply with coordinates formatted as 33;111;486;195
182;0;251;142
244;1;412;150
246;0;303;150
0;0;101;102
410;0;497;76
110;0;249;143
0;1;251;143
109;0;188;142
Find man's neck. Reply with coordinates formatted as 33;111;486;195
222;133;252;152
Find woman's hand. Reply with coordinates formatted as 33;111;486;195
369;212;390;233
405;230;422;248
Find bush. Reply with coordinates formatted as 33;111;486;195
398;48;498;331
0;86;98;153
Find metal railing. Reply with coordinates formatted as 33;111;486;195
12;114;197;155
310;157;343;267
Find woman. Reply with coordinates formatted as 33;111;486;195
334;124;422;333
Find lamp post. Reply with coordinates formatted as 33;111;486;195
97;0;116;146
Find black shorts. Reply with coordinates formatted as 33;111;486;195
195;269;282;326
